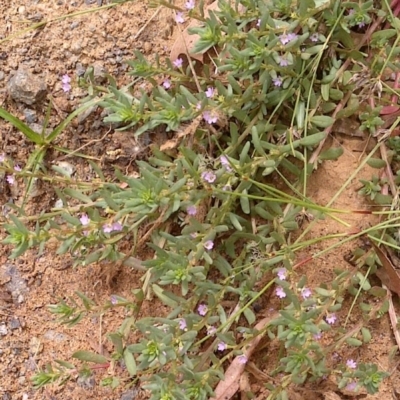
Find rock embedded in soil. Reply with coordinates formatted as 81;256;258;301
9;317;21;330
120;389;140;400
7;68;47;105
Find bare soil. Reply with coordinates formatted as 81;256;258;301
0;1;399;400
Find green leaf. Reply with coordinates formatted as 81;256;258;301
240;189;250;214
319;147;344;160
243;307;256;325
299;132;326;146
123;349;137;376
72;350;108;364
63;189;93;203
345;337;363;347
0;107;43;144
152;284;178;308
310;116;335;128
366;158;386;169
361;327;372;343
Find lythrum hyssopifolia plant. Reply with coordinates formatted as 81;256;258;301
2;0;399;398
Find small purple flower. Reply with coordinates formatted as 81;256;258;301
279;57;289;67
205;87;216;98
346;359;357;369
326;313;337;325
207;326;216;336
279;32;297;45
103;224;113;233
346;381;357;391
175;12;185;24
201;170;217;183
185;0;195;10
79;213;90;226
6;175;15;185
313;332;322;340
256;18;261;27
276;268;287;280
217;342;227;351
61;74;71;92
198;303;208;316
190;232;198;239
196;102;202;110
358;21;365;28
204;240;214;250
0;154;5;163
111;222;123;231
173;58;183;68
110;295;118;305
301;287;312;299
187;205;197;216
179;319;187;330
202;110;218;124
276;286;286;298
273;76;283;87
163;79;171;89
237;354;248;364
310;33;319;42
14;165;22;172
220;155;232;171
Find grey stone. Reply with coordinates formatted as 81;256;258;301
0;324;8;336
70;21;79;30
120;389;140;400
93;62;107;84
0;264;29;304
9;317;21;330
77;375;96;390
76;62;85;76
23;109;37;123
43;330;69;342
7;69;47;105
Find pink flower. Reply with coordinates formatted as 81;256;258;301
276;287;286;298
61;74;71;92
204;240;214;250
202;110;218;124
205;87;216;98
14;165;22;172
237;355;248;364
163;79;171;89
273;76;283;87
217;342;227;351
173;58;183;68
256;19;261;27
201;170;216;183
346;359;357;369
301;287;312;299
220;155;232;172
185;0;195;10
310;33;319;42
0;154;5;163
326;313;337;325
111;222;123;231
279;32;298;45
187;205;197;216
279;57;289;66
346;381;357;391
103;224;113;233
110;295;118;305
179;319;187;330
79;213;90;226
175;12;185;23
276;268;287;280
313;332;322;340
6;175;15;185
207;326;216;335
197;304;208;316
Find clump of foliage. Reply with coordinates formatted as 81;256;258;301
2;0;400;398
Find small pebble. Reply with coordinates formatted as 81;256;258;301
23;109;37;123
0;324;8;336
9;317;21;330
70;21;79;30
